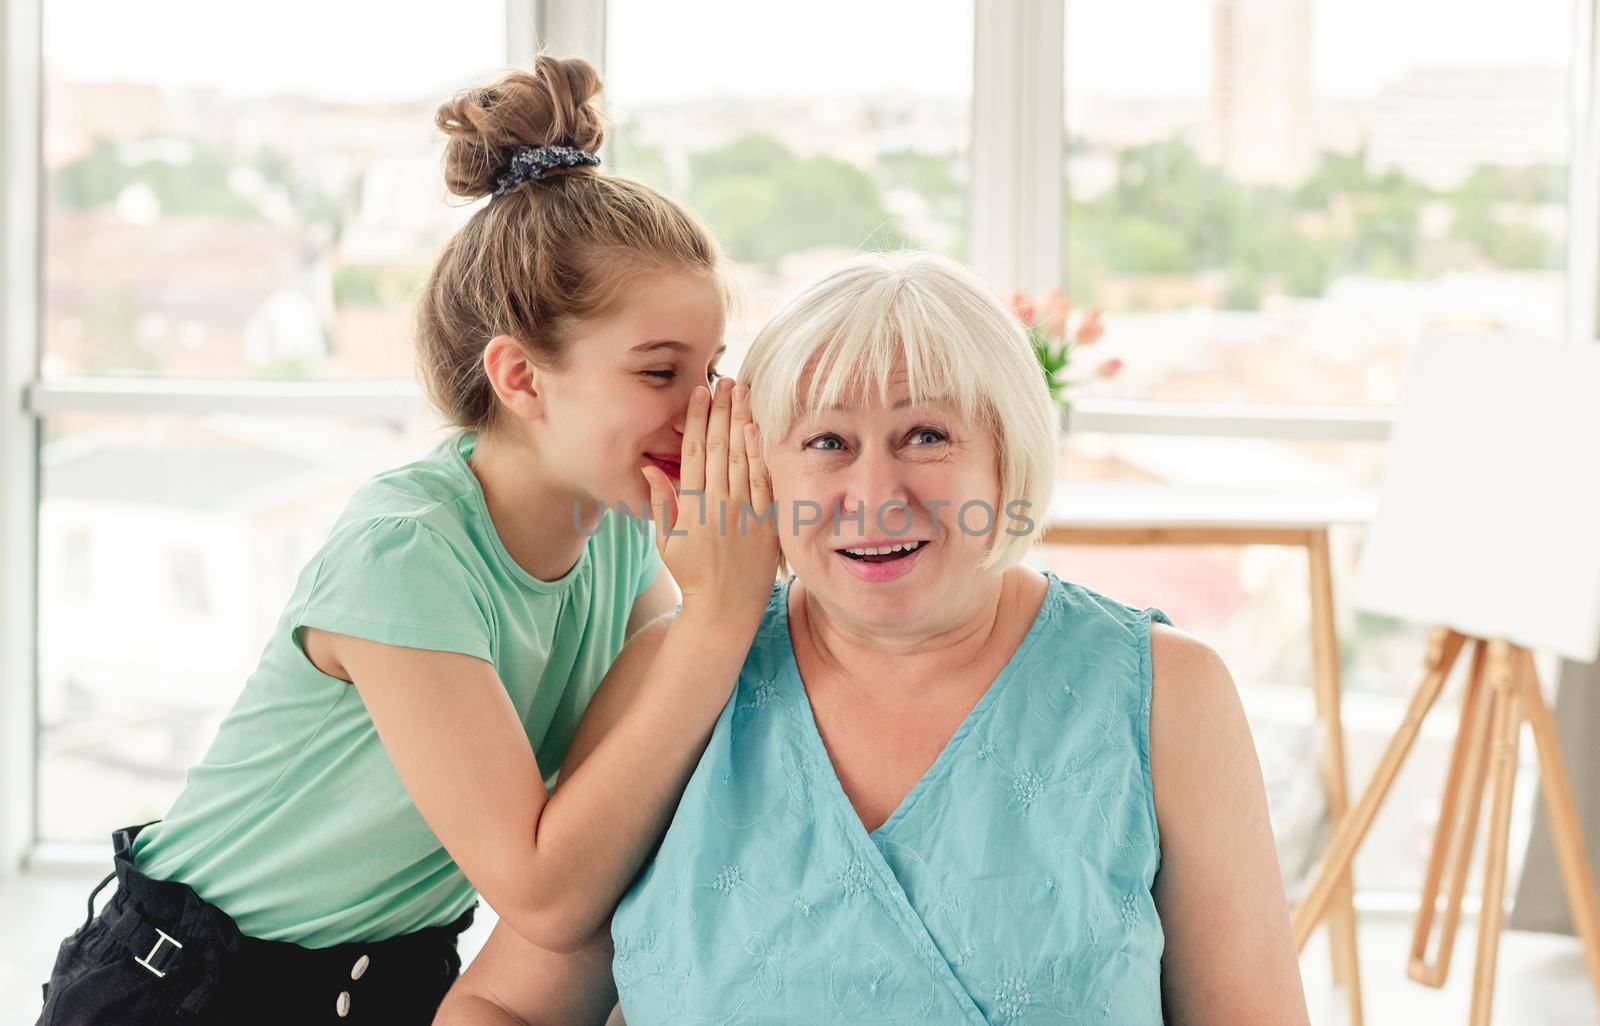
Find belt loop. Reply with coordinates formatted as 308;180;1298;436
111;820;158;861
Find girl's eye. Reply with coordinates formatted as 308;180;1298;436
642;367;721;384
907;427;947;445
804;434;845;452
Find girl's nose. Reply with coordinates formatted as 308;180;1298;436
671;388;695;436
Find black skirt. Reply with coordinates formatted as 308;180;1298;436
35;822;477;1025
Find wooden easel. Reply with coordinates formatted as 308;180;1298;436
1292;626;1600;1023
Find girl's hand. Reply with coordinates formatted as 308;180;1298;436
640;377;779;632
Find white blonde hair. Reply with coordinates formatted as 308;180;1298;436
739;251;1057;572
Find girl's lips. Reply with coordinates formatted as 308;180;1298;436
644;454;681;480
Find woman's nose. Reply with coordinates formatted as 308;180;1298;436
840;450;912;517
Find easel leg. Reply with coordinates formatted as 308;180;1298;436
1410;640;1492;987
1469;641;1522;1026
1307;529;1363;1025
1295;628;1469;947
1516;648;1600;1008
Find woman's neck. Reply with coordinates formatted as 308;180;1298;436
794;571;1018;703
466;428;601;582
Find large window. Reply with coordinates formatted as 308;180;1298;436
1051;0;1571;895
1061;0;1570;407
37;414;438;840
7;0;1589;913
33;0;504;842
42;0;505;382
605;0;973;368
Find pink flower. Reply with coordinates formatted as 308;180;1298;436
1009;290;1036;328
1075;309;1105;346
1094;356;1123;379
1040;289;1071;341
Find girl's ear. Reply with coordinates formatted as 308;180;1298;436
483;334;545;423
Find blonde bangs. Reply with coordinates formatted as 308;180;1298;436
748;261;989;443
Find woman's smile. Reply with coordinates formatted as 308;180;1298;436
833;537;931;583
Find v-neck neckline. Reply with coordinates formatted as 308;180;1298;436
777;570;1060;843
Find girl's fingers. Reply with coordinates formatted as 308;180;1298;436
702;377;734;500
727;384;751;506
745;423;772;516
641;466;677;554
679;385;710;494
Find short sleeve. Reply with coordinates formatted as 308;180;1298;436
633;517;665;600
296;517;495;662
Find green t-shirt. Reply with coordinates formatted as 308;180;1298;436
131;431;663;946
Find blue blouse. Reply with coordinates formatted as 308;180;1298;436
613;570;1171;1024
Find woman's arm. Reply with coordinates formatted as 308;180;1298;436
1148;623;1311;1026
433;919;618;1026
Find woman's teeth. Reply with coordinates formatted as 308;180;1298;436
840;541;926;562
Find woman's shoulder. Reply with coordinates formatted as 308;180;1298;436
1046;571;1174;631
1147;619;1250;804
1149;620;1233;709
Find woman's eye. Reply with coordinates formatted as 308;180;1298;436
707;367;723;384
907;428;947;445
805;434;845;452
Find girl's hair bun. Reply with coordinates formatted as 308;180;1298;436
435;55;606;200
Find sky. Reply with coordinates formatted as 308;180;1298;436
45;0;1575;104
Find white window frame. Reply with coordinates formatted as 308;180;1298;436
1;0;43;874
2;0;1597;872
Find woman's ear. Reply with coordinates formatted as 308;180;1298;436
483;334;544;423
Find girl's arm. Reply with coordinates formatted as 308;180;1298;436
625;571;680;640
1147;623;1311;1025
329;604;749;953
315;381;777;953
433;919;618;1026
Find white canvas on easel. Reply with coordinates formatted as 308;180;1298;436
1295;331;1600;1026
1350;332;1600;664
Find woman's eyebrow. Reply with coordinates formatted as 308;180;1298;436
822;397;951;412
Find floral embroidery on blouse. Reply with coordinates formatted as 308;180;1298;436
836;858;875;902
712;864;744;895
989;964;1038;1022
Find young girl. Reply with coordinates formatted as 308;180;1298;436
35;56;778;1025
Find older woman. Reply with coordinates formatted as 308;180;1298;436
437;253;1309;1026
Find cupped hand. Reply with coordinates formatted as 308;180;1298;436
639;377;781;631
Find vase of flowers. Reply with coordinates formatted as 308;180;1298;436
1010;289;1121;436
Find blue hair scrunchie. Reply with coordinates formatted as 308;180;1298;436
491;144;602;198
